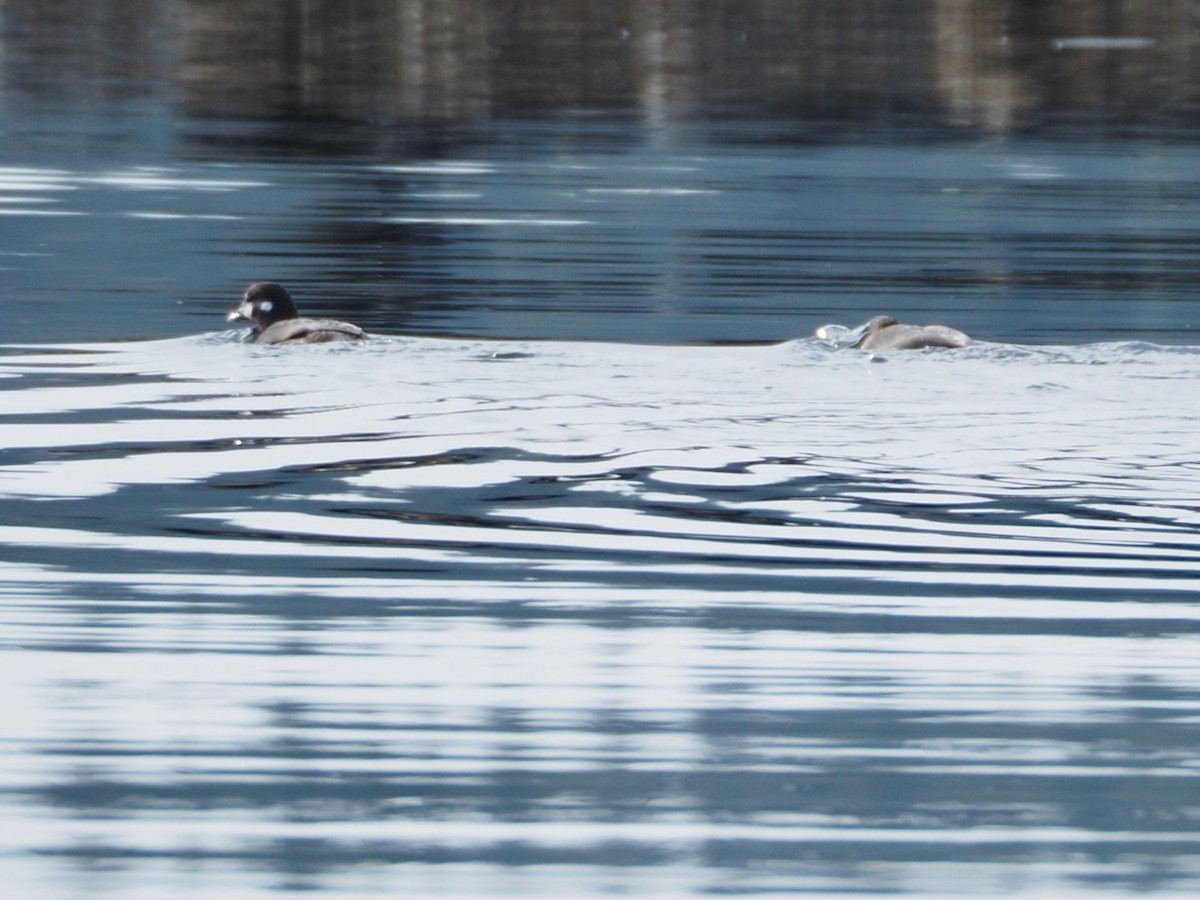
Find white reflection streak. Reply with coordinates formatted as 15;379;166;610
373;162;495;175
0;209;89;216
124;212;243;221
7;816;1200;848
2;560;1199;623
82;171;269;191
386;216;592;226
2;510;1198;597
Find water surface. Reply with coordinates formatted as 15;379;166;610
5;121;1200;347
2;331;1199;897
4;4;1200;897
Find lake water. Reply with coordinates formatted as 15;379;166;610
4;4;1200;898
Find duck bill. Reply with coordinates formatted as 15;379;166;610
226;301;253;323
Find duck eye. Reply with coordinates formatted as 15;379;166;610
258;300;273;313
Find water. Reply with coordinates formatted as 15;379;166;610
3;329;1199;897
5;123;1200;347
5;4;1200;897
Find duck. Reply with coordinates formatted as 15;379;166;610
855;315;971;350
226;282;366;345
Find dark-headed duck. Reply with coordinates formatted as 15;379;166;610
226;282;366;345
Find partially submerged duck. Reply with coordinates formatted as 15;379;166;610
226;282;366;345
858;315;971;350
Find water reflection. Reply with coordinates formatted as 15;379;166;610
5;132;1200;347
2;334;1200;895
4;3;1200;897
2;0;1197;130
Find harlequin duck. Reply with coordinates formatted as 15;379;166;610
226;282;366;345
856;315;971;350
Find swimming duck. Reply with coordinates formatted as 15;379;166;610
226;282;366;345
856;315;971;350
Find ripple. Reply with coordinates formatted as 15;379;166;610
3;334;1200;898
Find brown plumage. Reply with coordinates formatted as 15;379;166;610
857;315;971;350
226;282;366;345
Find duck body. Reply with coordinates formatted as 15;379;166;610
226;282;366;345
856;315;971;350
252;317;367;345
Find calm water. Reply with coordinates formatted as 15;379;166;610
4;4;1200;898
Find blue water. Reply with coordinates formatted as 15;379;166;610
6;116;1200;347
4;49;1200;900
